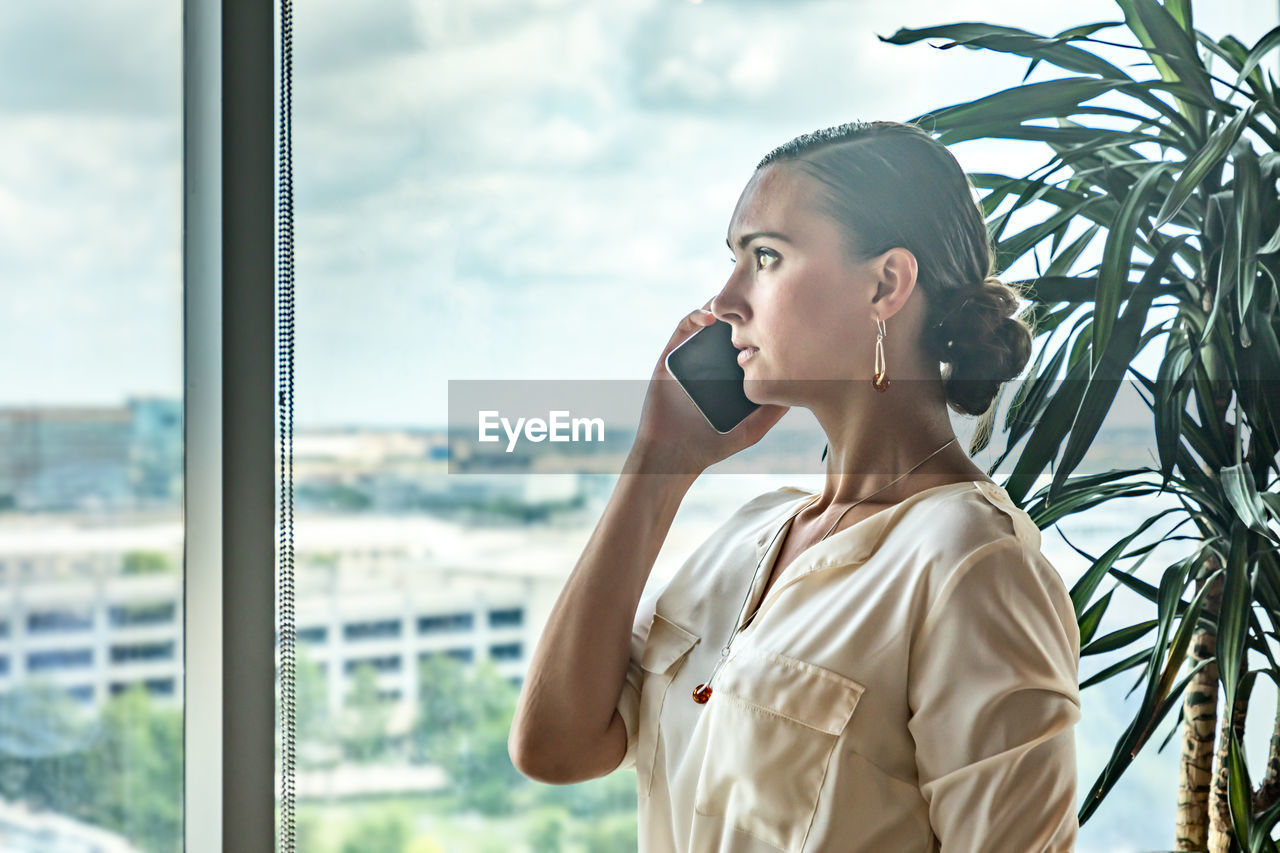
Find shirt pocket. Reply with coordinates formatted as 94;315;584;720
692;646;865;852
637;610;700;798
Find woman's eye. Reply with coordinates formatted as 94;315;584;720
727;248;779;269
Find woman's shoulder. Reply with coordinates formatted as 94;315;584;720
909;482;1069;611
914;479;1043;555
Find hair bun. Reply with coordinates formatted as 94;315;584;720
936;276;1033;416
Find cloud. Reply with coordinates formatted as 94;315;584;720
0;2;178;117
7;0;1275;425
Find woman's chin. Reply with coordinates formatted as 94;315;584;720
743;377;786;407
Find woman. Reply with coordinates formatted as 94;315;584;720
509;120;1081;852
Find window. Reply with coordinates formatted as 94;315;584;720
109;679;175;699
489;642;522;662
342;619;401;641
343;655;401;675
0;2;184;849
27;609;94;633
488;607;523;628
145;677;176;697
66;685;96;704
110;641;176;664
419;648;475;665
108;602;177;628
417;612;474;634
27;648;94;672
296;625;327;644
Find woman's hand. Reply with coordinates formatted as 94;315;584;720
628;302;790;477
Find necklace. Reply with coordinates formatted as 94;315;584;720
691;435;959;704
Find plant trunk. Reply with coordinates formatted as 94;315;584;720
1209;678;1248;853
1253;698;1280;816
1177;562;1224;851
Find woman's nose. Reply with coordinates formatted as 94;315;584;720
710;279;747;323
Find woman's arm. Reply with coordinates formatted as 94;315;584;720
507;444;698;784
907;538;1082;852
508;304;788;784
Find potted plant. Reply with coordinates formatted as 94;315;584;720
883;1;1280;848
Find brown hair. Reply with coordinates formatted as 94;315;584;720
757;120;1033;416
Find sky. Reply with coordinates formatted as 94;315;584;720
0;0;1275;431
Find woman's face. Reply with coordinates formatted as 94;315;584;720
711;162;891;405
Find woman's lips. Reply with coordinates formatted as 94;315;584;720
737;346;758;366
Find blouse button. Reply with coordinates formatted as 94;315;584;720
978;481;1006;501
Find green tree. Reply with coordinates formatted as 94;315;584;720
526;767;637;821
80;686;183;852
0;682;183;852
121;550;173;575
881;0;1280;847
293;646;335;767
411;653;472;764
339;804;411;853
578;811;638;853
413;655;524;815
527;806;570;853
337;664;393;763
0;680;97;816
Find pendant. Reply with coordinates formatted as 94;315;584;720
692;683;712;703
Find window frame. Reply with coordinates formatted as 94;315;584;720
183;0;278;849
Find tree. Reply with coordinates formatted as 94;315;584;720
883;1;1280;848
0;681;182;852
413;655;524;815
121;550;174;575
0;680;97;815
527;806;570;853
339;804;411;853
83;686;183;852
293;646;336;768
337;665;393;763
579;811;638;853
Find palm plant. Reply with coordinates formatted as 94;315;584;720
882;1;1280;849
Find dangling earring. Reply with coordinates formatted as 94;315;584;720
872;316;890;392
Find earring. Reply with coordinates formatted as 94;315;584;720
872;317;890;392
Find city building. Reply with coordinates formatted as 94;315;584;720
0;510;574;717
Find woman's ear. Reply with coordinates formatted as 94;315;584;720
869;248;918;316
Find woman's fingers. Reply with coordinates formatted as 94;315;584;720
733;403;789;443
662;307;719;354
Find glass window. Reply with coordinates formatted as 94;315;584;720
417;612;474;634
144;677;175;698
343;655;402;674
342;619;401;641
489;642;522;662
296;625;328;644
27;609;94;633
27;648;94;672
281;2;1280;849
0;3;184;850
108;601;177;627
66;685;96;704
109;641;176;664
487;607;523;628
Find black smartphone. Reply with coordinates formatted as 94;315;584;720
664;319;761;434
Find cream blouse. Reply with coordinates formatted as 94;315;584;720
611;480;1081;852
